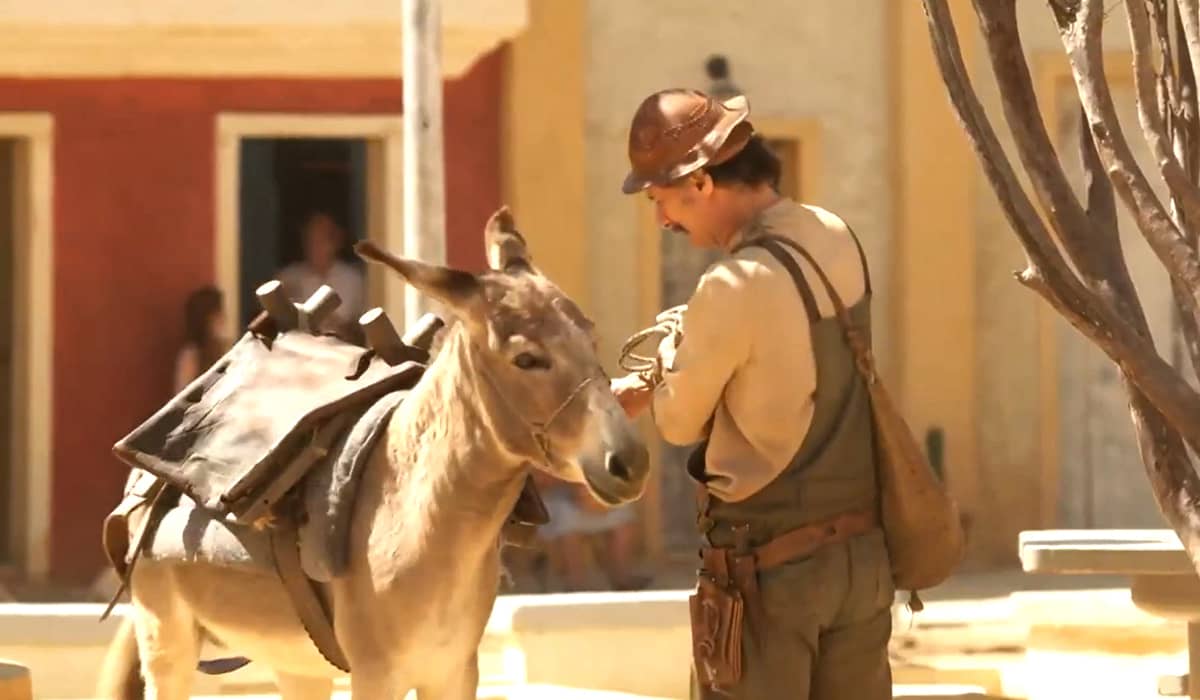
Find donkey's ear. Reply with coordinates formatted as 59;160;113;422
485;206;532;273
354;240;480;313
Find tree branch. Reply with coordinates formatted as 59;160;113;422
1124;0;1200;231
1079;74;1200;573
1176;0;1200;94
922;0;1094;308
1168;4;1200;377
924;0;1200;455
972;1;1151;334
1058;0;1200;314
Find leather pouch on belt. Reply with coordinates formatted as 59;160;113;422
688;575;744;688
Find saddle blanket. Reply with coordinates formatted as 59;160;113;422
140;390;408;582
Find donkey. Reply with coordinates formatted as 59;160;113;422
97;207;651;700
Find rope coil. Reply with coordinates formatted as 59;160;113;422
618;305;686;387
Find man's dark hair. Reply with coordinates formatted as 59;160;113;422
703;134;781;191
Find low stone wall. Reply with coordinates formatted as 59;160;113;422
3;587;1172;700
489;592;692;699
0;604;275;699
0;594;693;700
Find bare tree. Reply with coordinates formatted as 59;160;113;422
921;0;1200;570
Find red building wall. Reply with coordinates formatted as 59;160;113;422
0;49;502;582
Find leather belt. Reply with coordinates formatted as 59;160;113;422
701;508;879;573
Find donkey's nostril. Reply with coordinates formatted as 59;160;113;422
606;452;631;481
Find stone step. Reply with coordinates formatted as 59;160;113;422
1014;589;1186;655
892;663;1006;696
893;685;1019;699
185;687;678;700
190;683;1020;700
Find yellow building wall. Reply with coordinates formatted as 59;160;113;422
500;0;587;307
892;0;984;562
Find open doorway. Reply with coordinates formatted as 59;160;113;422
237;138;368;335
0;139;12;565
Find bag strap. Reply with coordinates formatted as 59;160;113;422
846;226;873;295
743;234;878;384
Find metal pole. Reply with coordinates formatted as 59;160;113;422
402;0;447;324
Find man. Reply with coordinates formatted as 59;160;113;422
611;89;893;698
277;211;366;341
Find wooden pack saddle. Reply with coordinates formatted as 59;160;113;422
103;291;549;673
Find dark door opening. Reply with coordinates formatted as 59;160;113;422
0;140;15;564
237;138;368;332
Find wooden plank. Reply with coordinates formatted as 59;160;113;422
402;0;447;323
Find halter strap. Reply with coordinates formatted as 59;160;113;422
477;364;594;466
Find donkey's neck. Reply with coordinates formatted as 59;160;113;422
369;324;531;569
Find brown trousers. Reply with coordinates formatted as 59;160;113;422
691;529;895;699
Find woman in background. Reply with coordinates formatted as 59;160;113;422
174;286;230;393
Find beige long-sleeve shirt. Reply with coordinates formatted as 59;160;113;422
651;198;868;502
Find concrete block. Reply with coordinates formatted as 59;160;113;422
493;592;692;700
0;661;31;700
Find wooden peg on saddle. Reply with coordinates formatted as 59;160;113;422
256;280;299;332
402;312;445;353
359;308;409;365
297;285;342;333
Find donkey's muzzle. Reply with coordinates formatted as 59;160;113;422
607;442;649;481
589;442;649;504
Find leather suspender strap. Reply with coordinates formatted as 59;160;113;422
270;523;352;673
751;239;821;323
749;234;880;385
755;235;851;319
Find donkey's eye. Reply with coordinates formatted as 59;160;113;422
513;352;551;371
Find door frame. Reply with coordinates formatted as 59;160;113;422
0;113;54;579
1033;52;1134;528
215;113;405;341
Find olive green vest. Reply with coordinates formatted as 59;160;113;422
689;221;879;550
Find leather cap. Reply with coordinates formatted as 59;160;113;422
622;89;753;194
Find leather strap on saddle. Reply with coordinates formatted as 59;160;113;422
267;416;355;673
100;473;174;621
270;522;351;673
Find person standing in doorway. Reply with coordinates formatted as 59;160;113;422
174;285;230;394
610;89;894;698
277;211;366;341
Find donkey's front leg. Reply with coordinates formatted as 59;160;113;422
416;653;478;700
275;672;333;700
349;665;406;700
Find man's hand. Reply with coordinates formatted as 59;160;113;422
610;373;654;418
